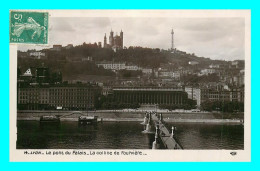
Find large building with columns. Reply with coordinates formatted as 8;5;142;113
111;87;188;105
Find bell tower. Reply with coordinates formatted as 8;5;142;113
120;29;123;48
109;29;114;46
104;33;107;48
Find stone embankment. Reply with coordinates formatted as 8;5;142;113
17;110;243;124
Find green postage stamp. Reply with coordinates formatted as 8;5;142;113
10;11;48;44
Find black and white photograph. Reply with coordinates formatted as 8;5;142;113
10;10;251;161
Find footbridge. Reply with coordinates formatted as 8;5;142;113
141;112;183;150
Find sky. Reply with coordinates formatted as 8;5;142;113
18;17;245;61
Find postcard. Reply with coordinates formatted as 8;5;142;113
9;10;251;162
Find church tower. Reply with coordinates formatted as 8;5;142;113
120;30;123;47
104;33;107;48
109;29;114;46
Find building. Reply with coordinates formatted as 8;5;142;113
65;44;73;49
125;65;140;71
17;86;50;110
172;72;181;80
230;88;244;102
177;68;193;76
18;68;33;83
200;68;216;75
188;61;199;65
239;70;245;86
98;42;102;48
158;70;173;78
82;56;93;62
184;87;201;107
185;86;244;108
209;64;221;69
102;85;113;96
97;61;143;71
142;68;153;75
104;29;123;50
230;60;245;69
52;45;62;51
18;66;63;86
111;87;188;105
158;70;180;80
200;88;244;104
96;61;126;71
17;51;28;58
231;70;245;87
29;51;46;59
49;84;100;110
17;84;101;110
222;72;244;87
35;66;50;84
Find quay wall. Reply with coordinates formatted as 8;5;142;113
17;110;243;124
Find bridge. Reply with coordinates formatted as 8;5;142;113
141;112;183;150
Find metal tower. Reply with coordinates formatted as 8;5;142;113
171;28;174;51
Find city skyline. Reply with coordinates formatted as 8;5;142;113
18;17;245;61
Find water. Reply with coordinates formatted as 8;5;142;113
17;121;244;150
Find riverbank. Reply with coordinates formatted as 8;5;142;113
17;110;244;124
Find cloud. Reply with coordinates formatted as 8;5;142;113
18;17;245;60
50;18;75;32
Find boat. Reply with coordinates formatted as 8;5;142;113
78;116;98;125
40;115;60;123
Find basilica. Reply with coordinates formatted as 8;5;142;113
103;29;123;51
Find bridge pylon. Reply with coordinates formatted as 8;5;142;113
140;113;149;125
152;125;160;149
171;126;177;138
142;112;154;134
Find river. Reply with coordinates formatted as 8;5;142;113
17;121;244;149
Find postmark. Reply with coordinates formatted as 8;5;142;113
10;11;48;44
